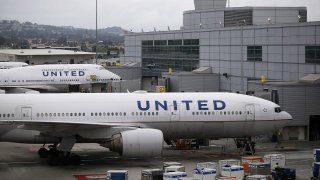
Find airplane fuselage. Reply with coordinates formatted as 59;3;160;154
0;92;292;141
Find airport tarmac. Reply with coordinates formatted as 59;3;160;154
0;140;318;180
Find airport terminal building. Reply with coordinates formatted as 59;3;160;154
122;0;320;140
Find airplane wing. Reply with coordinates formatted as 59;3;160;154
0;85;61;93
4;120;142;139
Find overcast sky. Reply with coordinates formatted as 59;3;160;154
0;0;319;32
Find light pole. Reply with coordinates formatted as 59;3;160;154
95;0;98;64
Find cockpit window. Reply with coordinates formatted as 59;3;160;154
99;67;105;70
275;107;282;113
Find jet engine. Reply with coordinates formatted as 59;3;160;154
103;128;164;157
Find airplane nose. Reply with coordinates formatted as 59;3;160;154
283;111;293;120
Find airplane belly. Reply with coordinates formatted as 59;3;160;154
0;124;16;137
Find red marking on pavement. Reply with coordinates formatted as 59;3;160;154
28;145;39;152
74;174;106;180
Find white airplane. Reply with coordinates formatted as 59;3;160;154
0;62;28;69
0;92;292;165
0;64;121;93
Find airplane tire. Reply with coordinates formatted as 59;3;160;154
47;155;59;166
38;148;49;158
70;154;82;165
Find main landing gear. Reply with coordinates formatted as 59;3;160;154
37;136;82;166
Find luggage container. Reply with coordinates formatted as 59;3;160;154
193;168;216;180
165;166;185;173
271;167;296;180
313;162;320;178
221;165;244;180
246;175;269;180
163;172;187;180
314;149;320;162
263;154;285;170
248;162;271;175
163;162;183;170
141;169;163;180
241;156;264;174
196;162;217;170
219;159;241;172
216;177;238;180
106;170;128;180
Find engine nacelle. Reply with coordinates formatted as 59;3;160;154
105;129;163;158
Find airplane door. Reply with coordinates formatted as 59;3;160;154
21;107;32;120
246;104;255;121
170;105;180;121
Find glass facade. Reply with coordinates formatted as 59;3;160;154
247;46;262;61
306;46;320;64
142;39;200;76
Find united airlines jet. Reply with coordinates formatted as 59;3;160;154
0;64;121;93
0;92;292;165
0;62;28;69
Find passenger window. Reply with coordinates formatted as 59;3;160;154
208;112;211;115
156;112;159;116
152;112;154;116
58;113;61;117
74;113;77;117
107;113;110;116
53;113;56;117
99;113;102;116
70;113;73;117
103;112;106;116
62;113;65;117
144;112;146;116
192;112;195;115
95;113;98;116
83;113;85;116
37;113;40;117
220;111;223;115
8;114;10;117
204;112;207;115
239;111;242;115
45;113;48;117
115;112;118;116
119;112;122;116
132;112;134;116
196;112;199;115
12;114;14;118
91;113;94;116
124;112;126;116
111;112;114;116
140;112;142;116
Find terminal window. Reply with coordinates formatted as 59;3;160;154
141;39;199;76
306;46;320;64
247;46;262;61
